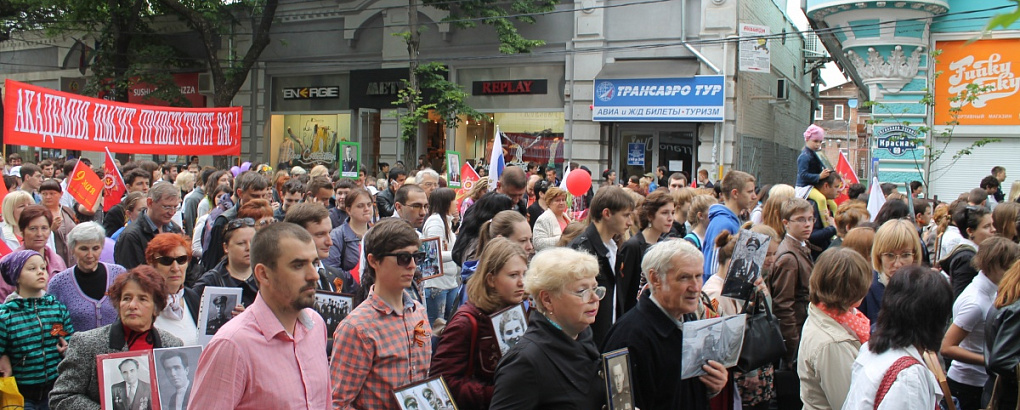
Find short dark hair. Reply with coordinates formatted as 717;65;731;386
120;358;140;372
873;199;910;227
969;187;989;205
914;199;931;216
993;166;1006;176
589;186;634;222
379;162;389;171
847;183;867;200
284;202;330;229
669;172;686;183
499;166;527;190
362;219;421;286
334;178;356;190
281;179;305;195
880;183;897;196
870;266;953;353
910;181;923;192
108;265;169;317
388;167;408;182
813;171;842;189
18;205;52;232
305;176;332;196
160;350;190;370
62;160;78;177
250;222;313;270
199;168;216;186
981;175;1001;190
234;171;269;193
395;184;425;205
954;205;991;240
720;170;755;199
39;179;61;193
639;190;673;230
123;168;151;187
20;163;40;178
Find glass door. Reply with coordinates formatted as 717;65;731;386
658;131;696;181
619;131;654;184
358;109;380;178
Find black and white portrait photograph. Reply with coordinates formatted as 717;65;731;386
154;346;202;410
97;351;157;410
490;303;527;355
196;286;243;346
340;141;360;179
446;151;461;188
313;291;354;340
394;376;458;410
681;315;747;379
720;229;770;300
602;348;634;410
417;236;444;281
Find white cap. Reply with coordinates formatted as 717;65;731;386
367;186;379;196
9;166;21;177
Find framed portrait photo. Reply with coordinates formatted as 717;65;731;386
313;291;354;341
446;150;462;189
196;286;243;346
720;229;770;301
417;236;444;281
340;141;361;179
393;376;458;410
153;346;202;410
490;303;527;355
97;350;160;410
602;348;635;410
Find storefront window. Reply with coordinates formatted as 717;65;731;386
452;112;565;173
269;114;351;170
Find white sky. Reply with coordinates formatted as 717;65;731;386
785;0;850;90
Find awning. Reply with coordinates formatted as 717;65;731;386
595;59;700;80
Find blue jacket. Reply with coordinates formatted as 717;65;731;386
702;204;740;281
796;146;825;187
858;270;885;323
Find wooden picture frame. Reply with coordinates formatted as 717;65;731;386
97;350;160;410
418;236;444;281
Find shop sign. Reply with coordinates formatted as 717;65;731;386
282;86;341;100
366;81;402;96
935;39;1020;125
128;73;206;108
875;125;919;156
592;76;725;122
627;143;645;165
472;80;548;95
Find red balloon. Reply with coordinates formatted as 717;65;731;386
565;169;592;196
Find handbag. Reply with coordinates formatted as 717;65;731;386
983;363;1020;410
0;376;23;409
736;292;787;372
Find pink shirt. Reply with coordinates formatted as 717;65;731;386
189;293;330;409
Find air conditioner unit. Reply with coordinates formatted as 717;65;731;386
776;78;790;100
198;72;214;95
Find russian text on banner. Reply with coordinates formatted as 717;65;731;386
67;160;103;212
3;79;242;156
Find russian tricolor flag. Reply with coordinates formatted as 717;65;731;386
488;125;505;190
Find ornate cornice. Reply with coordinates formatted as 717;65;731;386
845;45;923;93
807;0;948;21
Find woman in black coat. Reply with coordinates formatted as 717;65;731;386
490;247;606;410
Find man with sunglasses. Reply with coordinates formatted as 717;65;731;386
330;219;432;409
114;182;183;269
190;222;330;409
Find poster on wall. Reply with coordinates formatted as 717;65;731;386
446;151;462;188
278;114;343;168
739;24;770;73
627;143;645;166
339;141;360;179
935;39;1020;126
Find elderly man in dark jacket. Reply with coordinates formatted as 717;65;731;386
602;239;728;410
114;182;182;270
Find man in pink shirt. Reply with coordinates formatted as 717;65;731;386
189;222;330;409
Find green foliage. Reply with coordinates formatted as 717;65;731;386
421;0;558;54
392;62;484;141
986;0;1020;31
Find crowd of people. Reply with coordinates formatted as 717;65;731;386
0;123;1016;410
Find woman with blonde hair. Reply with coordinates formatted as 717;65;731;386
432;238;529;409
799;248;873;410
830;201;870;249
1008;180;1020;203
942;237;1020;410
762;184;796;237
993;202;1020;243
459;178;489;218
842;227;876;269
858;219;923;322
683;194;716;250
986;259;1020;410
668;187;697;238
1;191;45;251
532;187;572;252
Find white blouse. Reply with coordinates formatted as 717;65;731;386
154;297;199;346
841;344;941;410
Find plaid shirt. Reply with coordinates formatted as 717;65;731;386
330;290;432;409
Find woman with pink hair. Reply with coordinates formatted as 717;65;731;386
797;124;832;187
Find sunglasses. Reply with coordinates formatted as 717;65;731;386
379;251;427;267
156;255;189;266
224;217;256;234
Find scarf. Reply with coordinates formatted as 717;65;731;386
817;303;870;343
123;325;156;351
164;288;185;321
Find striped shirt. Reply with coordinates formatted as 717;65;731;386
0;294;74;386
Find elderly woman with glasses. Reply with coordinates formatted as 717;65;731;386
490;247;608;409
48;222;129;333
146;233;201;345
50;266;184;410
194;218;258;307
858;219;924;323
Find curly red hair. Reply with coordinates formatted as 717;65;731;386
144;233;191;266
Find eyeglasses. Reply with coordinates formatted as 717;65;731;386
567;286;607;301
257;219;275;227
159;203;181;213
402;203;429;212
379;251;427;267
881;252;915;262
155;255;189;266
224;217;256;235
789;217;816;225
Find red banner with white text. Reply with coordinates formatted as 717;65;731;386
3;79;241;156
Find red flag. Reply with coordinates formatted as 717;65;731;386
102;149;126;212
0;240;11;258
0;175;8;204
835;151;860;204
455;163;481;211
67;160;103;212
